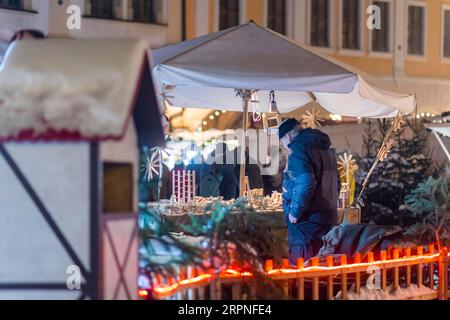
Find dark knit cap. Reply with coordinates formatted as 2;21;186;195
278;118;300;139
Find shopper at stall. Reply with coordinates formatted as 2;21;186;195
279;118;339;264
200;142;238;200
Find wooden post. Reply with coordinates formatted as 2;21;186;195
417;246;423;288
282;259;290;298
311;257;320;300
239;92;250;197
197;267;205;300
341;255;348;300
367;252;374;263
380;250;387;291
393;249;400;290
428;244;435;289
438;247;448;300
168;276;175;300
296;258;305;300
249;279;257;300
232;283;242;300
263;260;273;300
354;253;361;294
210;280;221;300
405;247;411;288
179;266;189;300
265;260;273;273
326;256;334;300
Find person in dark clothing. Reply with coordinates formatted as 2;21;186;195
200;142;238;200
262;146;287;196
233;147;264;191
279;118;340;265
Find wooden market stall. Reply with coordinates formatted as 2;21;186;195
0;38;164;299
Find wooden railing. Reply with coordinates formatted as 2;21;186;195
148;245;449;300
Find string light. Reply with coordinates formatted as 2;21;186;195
222;110;227;114
202;121;208;126
138;289;149;297
150;250;445;297
330;114;342;122
209;115;214;120
215;111;220;116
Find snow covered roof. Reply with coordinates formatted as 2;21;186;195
0;38;164;145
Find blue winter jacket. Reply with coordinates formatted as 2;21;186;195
282;128;339;244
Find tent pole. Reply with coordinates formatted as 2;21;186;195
432;131;450;163
239;91;251;197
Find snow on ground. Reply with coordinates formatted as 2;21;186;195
335;283;436;300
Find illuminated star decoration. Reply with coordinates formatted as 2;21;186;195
142;147;163;182
338;153;358;179
160;84;176;109
302;106;324;129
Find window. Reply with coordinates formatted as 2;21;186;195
407;4;425;56
219;0;239;30
341;0;360;50
371;0;391;52
90;0;115;19
103;162;133;213
310;0;329;47
443;7;450;59
0;0;23;10
267;0;286;35
133;0;156;23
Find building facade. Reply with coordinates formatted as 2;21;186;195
0;0;183;48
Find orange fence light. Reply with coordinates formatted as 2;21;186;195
138;289;149;297
150;248;444;298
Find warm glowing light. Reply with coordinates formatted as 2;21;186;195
151;251;442;297
138;289;149;297
203;121;208;126
329;114;342;121
222;110;227;114
267;253;441;275
209;115;215;120
215;111;220;116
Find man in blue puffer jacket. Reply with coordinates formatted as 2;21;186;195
278;118;340;265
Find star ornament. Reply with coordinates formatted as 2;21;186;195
142;147;163;182
160;84;176;108
338;153;358;178
302;108;324;129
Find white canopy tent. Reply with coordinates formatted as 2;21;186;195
152;22;417;195
425;123;450;162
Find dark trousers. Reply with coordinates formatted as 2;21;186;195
288;222;333;265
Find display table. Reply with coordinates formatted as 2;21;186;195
161;210;285;233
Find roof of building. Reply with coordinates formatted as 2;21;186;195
0;38;164;146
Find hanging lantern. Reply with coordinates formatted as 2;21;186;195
268;90;279;114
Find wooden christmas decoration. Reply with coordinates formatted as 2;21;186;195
172;170;196;204
302;105;324;129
